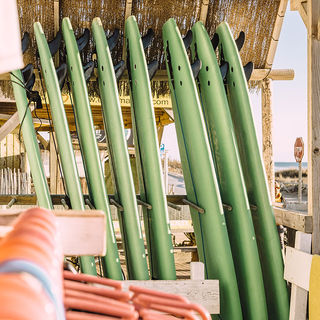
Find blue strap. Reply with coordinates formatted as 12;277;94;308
0;259;65;320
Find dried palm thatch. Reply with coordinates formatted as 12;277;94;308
0;0;281;99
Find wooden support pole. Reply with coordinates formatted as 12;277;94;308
157;125;164;146
199;0;209;25
261;78;275;202
265;0;288;68
307;0;320;254
53;0;60;66
289;231;311;320
0;68;295;82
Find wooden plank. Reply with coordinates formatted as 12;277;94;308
284;246;313;291
261;78;275;201
273;207;313;233
0;68;295;83
0;105;36;142
251;68;295;81
265;0;288;68
0;209;106;256
289;232;312;320
190;262;205;280
120;280;219;314
291;0;308;27
308;0;320;254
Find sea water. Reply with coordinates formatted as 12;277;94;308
274;162;308;172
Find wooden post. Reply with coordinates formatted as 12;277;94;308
261;78;275;202
289;231;311;320
307;0;320;254
157;125;164;146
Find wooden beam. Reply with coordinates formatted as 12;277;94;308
250;68;294;81
199;0;209;25
0;209;106;256
265;0;288;68
291;0;308;27
284;246;313;291
0;105;35;142
261;78;275;201
0;68;295;83
307;0;320;254
53;0;60;66
0;113;50;126
120;280;219;314
273;207;313;233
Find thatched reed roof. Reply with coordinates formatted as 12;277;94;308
0;0;282;130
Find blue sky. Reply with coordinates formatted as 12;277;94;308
162;7;308;162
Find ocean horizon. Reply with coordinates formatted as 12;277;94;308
274;162;307;171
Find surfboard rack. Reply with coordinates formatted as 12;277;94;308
109;199;124;212
167;202;181;211
6;197;17;209
84;198;95;209
61;198;69;210
250;204;258;211
222;204;233;212
182;199;205;214
137;199;152;210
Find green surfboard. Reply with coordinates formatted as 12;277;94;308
216;21;289;319
163;18;242;319
125;16;176;280
34;22;96;275
11;69;52;209
91;17;149;280
191;21;267;320
61;17;123;280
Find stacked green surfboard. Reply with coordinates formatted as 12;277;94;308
10;15;289;319
216;21;289;319
125;16;176;280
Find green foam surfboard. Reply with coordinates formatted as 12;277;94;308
216;21;289;319
34;22;96;275
91;17;149;280
62;17;123;280
191;21;268;320
163;18;242;319
125;16;176;280
10;69;52;209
